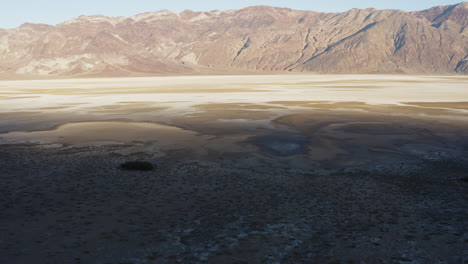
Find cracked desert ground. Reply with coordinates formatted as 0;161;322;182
0;75;467;264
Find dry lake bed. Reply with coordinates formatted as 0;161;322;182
0;75;467;263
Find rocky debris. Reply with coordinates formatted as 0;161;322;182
0;144;466;263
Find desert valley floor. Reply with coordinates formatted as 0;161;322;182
0;75;467;263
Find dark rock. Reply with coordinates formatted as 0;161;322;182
459;177;468;183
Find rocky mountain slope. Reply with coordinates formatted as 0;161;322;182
0;2;467;77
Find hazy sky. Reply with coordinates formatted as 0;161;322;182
1;0;463;29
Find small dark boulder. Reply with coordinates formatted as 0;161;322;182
120;161;154;171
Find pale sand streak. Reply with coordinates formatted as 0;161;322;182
0;75;467;113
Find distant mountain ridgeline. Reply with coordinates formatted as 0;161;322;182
0;2;467;77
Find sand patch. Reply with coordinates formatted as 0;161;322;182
0;121;260;158
0;121;207;146
87;105;168;114
402;102;468;110
195;103;286;110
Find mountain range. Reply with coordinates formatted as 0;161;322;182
0;2;467;77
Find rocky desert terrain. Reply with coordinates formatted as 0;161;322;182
0;75;467;263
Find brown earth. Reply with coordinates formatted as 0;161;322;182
0;3;467;78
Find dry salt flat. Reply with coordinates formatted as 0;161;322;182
0;75;467;264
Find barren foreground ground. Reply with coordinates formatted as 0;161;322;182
0;75;467;263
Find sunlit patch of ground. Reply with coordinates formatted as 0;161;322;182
1;74;468;168
402;101;468;110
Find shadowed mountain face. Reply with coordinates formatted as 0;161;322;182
0;3;467;77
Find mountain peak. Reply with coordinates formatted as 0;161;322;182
456;2;468;9
414;1;468;26
61;15;125;25
1;4;466;77
18;23;53;29
130;10;178;22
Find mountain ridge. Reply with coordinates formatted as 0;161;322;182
0;3;466;77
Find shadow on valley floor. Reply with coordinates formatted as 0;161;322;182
0;109;467;264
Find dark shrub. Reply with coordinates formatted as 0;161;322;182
120;161;154;171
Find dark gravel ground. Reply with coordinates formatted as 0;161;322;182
0;144;467;264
